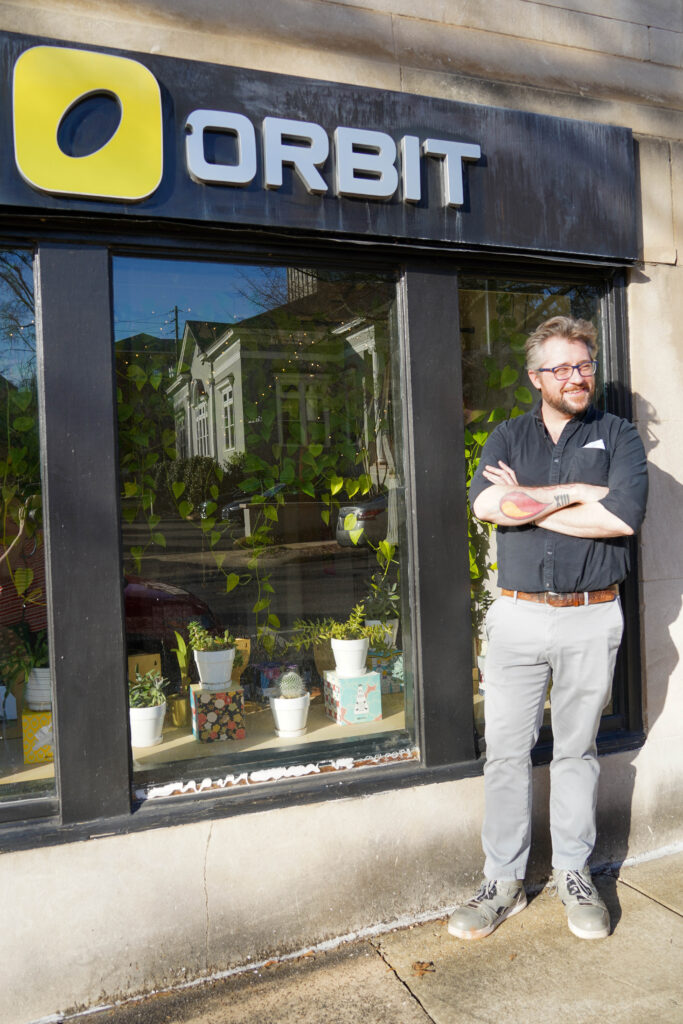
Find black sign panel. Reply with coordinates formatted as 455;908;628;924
0;31;637;259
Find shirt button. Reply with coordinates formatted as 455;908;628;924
553;458;559;462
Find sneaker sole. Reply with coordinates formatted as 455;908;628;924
567;918;610;940
447;893;527;940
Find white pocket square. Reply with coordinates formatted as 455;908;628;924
582;439;605;450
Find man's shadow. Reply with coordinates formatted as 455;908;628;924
525;391;681;929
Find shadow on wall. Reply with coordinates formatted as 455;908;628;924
525;391;682;914
594;391;682;894
629;392;681;726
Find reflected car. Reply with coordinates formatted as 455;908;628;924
124;576;219;649
219;483;287;526
336;494;388;547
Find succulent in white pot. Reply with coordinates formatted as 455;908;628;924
268;670;310;738
128;668;169;748
187;620;240;690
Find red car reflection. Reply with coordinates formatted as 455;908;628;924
124;577;219;650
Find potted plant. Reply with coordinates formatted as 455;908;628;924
267;670;310;738
3;626;52;711
128;666;169;748
290;604;388;677
364;572;400;647
169;629;191;726
187;620;240;690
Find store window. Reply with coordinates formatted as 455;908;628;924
113;256;411;785
0;249;54;801
458;276;608;740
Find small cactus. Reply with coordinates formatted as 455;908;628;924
278;671;306;699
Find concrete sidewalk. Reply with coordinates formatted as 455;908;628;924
83;851;683;1024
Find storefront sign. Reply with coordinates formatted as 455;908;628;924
0;31;637;259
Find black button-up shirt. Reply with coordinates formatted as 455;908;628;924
469;403;648;593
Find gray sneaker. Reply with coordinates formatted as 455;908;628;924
551;868;610;940
447;879;527;940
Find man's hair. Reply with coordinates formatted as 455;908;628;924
525;316;598;371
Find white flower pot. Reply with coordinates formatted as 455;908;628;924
25;667;52;711
268;693;310;738
129;702;167;748
193;648;235;689
365;618;399;648
331;637;369;677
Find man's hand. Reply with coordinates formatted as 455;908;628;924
481;461;519;487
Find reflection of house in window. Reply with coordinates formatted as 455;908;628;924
222;378;235;452
195;399;209;456
275;375;332;448
167;277;396;490
175;410;187;458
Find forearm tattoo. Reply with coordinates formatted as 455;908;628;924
499;491;552;521
553;492;572;509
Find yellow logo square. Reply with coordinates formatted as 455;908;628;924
13;45;163;202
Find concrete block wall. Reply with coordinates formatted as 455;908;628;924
0;2;681;1020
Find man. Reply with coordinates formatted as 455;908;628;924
449;315;648;942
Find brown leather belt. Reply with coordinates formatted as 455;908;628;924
501;585;618;607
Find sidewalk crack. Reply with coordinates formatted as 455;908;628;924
203;821;214;965
616;875;683;917
368;939;438;1023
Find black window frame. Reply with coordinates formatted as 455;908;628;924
0;218;644;843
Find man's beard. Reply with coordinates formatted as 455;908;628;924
543;380;594;417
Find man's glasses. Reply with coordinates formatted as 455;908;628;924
535;360;598;381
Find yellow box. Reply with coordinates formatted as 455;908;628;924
231;638;251;682
128;653;161;681
22;709;54;763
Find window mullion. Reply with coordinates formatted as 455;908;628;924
403;266;475;767
35;244;131;823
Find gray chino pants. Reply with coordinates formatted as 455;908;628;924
481;594;624;880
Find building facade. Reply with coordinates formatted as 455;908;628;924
0;2;681;1021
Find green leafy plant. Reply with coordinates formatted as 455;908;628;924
128;667;169;708
364;539;400;620
187;620;236;652
2;624;48;683
364;574;400;620
289;603;388;651
171;630;191;689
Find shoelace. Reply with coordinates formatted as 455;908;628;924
468;880;498;906
549;870;598;905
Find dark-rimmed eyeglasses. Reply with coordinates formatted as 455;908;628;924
535;360;598;381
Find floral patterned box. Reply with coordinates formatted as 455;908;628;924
323;670;382;725
190;685;246;742
21;709;54;763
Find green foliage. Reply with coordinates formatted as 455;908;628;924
464;299;536;639
1;625;48;693
364;539;400;620
150;454;245;514
128;667;169;708
187;620;235;652
289;603;388;650
171;630;191;688
364;575;400;620
0;374;44;609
